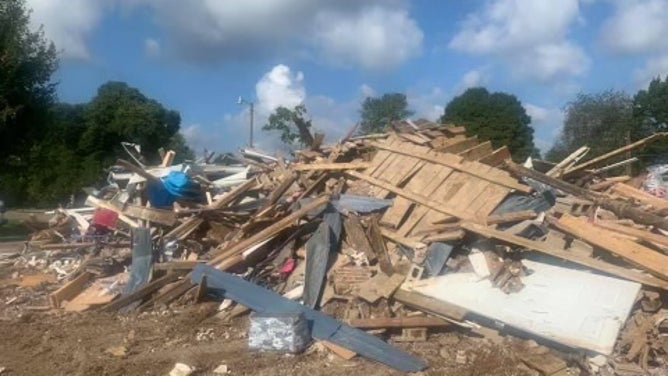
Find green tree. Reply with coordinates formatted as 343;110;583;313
546;90;632;163
359;93;414;134
263;104;314;147
633;76;668;164
79;81;185;167
440;88;535;161
0;0;58;204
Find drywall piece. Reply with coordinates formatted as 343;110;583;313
404;260;640;355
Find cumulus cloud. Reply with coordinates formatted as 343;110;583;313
449;0;588;82
144;37;161;58
255;64;306;114
133;0;422;69
634;54;668;86
407;87;447;122
26;0;110;59
524;103;565;152
601;0;668;54
313;6;423;69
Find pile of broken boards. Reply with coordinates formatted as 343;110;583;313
9;121;668;375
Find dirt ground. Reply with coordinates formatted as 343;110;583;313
0;300;560;376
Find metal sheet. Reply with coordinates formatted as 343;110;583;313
191;264;426;373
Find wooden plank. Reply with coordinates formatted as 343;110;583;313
367;217;394;275
320;340;357;360
371;142;530;193
421;230;465;243
348;316;450;329
442;125;467;135
396;168;455;237
485;210;537;225
479;146;511;167
123;205;177;226
292;162;371;171
153;261;202;271
393;289;467;321
546;146;589;177
437;136;478;154
380;228;425;249
357;273;405;303
381;161;443;228
343;215;377;263
347;171;471;220
563;132;668;177
589;176;631;191
398;132;430;145
49;271;95;308
458;141;493;161
594;221;668;248
472;184;510;219
555;215;668;279
610;183;668;211
461;221;668;289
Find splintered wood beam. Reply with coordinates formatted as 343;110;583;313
460;221;668;289
348;316;450;329
210;195;330;267
504;161;668;231
393;289;467;321
610;183;668;211
563;133;668;177
554;215;668;279
594;220;668;248
291;162;371;171
370;142;531;193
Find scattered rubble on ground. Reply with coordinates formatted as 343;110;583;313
2;120;668;375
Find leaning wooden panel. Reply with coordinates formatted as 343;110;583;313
554;214;668;279
458;141;494;161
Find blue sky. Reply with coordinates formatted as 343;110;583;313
27;0;668;154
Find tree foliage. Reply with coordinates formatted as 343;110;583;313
359;93;414;134
632;76;668;164
545;90;633;163
440;88;535;161
263;104;314;147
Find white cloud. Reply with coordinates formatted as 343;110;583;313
407;87;447;122
255;64;305;114
144;37;161;57
524;103;565;152
313;6;423;69
449;0;587;82
132;0;422;69
26;0;109;59
456;68;490;93
634;54;668;86
360;84;377;98
601;0;668;54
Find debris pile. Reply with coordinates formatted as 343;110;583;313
3;120;668;375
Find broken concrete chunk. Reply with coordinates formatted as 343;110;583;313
169;363;194;376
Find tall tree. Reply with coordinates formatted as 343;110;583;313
79;81;185;167
633;76;668;164
546;90;632;163
263;104;315;147
0;0;58;204
359;93;414;134
440;88;535;161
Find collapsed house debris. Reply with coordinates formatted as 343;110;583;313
2;120;668;375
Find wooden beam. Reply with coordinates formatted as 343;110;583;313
348;316;450;329
346;170;471;220
594;220;668;248
371;142;530;193
504;161;668;230
438;136;478;153
292;162;371;171
393;289;467;321
210;195;330;267
588;176;631;191
123;204;177;226
343;215;377;263
484;210;537;225
610;183;668;211
421;230;465;243
49;271;94;308
153;261;203;271
367;217;394;276
554;215;668;279
479;146;511;167
546;146;589;177
563;133;668;177
99;271;184;312
460;221;668;289
380;228;425;249
458;141;493;161
40;241;131;250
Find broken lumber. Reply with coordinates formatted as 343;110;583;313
348;316;450;329
562;133;668;177
393;289;467;321
371;142;531;193
554;215;668;280
49;271;94;308
461;221;668;289
610;183;668;211
292;162;371;171
504;161;668;230
594;220;668;248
